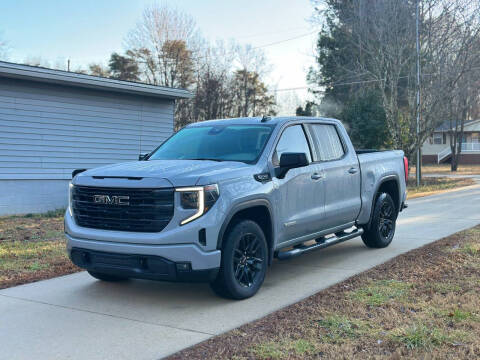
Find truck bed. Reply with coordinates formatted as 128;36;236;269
355;150;407;225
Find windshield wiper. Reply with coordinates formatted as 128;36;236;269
188;158;224;162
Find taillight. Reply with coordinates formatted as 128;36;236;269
403;156;409;182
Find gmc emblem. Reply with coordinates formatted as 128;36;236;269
93;195;130;206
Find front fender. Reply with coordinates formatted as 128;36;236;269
216;197;276;265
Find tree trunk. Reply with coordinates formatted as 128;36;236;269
451;154;458;171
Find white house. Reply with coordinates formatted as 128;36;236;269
0;61;191;215
421;119;480;164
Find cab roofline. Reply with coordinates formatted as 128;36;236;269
186;116;341;127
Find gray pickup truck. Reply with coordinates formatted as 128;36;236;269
65;116;408;299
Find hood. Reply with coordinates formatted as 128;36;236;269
79;159;253;187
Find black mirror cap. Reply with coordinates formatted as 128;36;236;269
72;169;87;179
138;153;149;161
279;152;309;168
276;152;309;179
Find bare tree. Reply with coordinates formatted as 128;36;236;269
191;40;276;125
88;63;111;78
124;3;276;128
421;0;480;170
23;56;51;68
233;44;271;117
125;3;199;127
125;3;198;87
312;0;480;168
192;40;237;123
346;1;418;158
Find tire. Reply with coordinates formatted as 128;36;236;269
88;270;128;282
362;192;397;248
210;220;268;300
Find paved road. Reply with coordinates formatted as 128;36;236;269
2;183;480;360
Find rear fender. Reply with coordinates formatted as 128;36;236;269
363;175;401;230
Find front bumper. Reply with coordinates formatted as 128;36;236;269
69;247;218;282
66;234;221;272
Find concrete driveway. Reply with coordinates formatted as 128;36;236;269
2;182;480;360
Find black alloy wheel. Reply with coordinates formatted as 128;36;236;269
362;192;397;248
378;200;395;240
210;219;268;299
233;233;264;287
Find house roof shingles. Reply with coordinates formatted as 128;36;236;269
434;119;480;132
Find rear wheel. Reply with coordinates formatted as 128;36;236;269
88;271;128;282
210;220;268;300
362;192;397;248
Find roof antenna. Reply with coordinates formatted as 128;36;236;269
261;115;271;122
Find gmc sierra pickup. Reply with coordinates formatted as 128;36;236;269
65;116;408;299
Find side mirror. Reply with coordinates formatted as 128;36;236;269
138;153;149;161
276;152;309;178
72;168;87;179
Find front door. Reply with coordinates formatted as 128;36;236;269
272;124;325;244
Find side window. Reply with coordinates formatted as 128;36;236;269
308;124;345;161
273;125;311;165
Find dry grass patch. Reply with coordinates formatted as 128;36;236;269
252;339;317;359
407;176;475;199
169;226;480;360
411;164;480;175
0;210;79;289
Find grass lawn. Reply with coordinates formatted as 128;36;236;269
169;226;480;360
411;164;480;175
407;177;476;199
0;209;79;289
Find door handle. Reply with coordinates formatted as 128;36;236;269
311;173;324;180
348;167;358;174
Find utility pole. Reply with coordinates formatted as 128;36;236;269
415;0;421;187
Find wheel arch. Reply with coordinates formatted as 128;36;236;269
217;199;275;265
366;175;401;229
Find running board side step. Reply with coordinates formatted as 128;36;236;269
276;228;364;260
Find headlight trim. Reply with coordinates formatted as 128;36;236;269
68;182;74;216
176;186;205;225
176;184;219;225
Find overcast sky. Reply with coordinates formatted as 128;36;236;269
0;0;318;106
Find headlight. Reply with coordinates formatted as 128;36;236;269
176;184;219;225
68;182;74;216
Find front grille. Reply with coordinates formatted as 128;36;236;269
72;186;174;232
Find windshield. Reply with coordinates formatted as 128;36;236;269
148;124;275;163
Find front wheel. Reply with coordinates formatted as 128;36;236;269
210;220;268;300
362;192;397;248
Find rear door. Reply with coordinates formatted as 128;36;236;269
306;123;361;230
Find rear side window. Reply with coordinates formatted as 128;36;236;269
273;125;311;165
308;124;345;161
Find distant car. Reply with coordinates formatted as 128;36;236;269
65;116;408;299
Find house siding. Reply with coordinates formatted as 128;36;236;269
0;77;175;214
